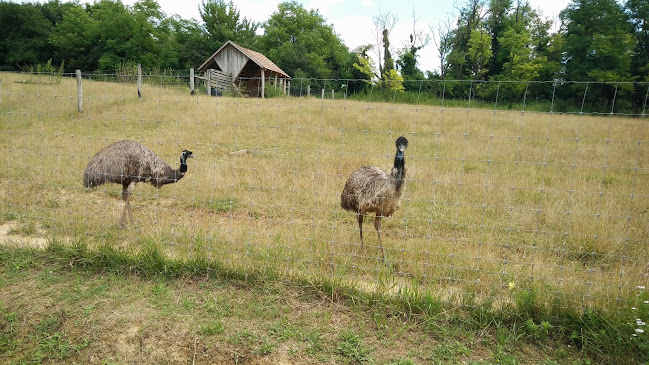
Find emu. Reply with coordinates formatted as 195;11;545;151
83;140;194;228
341;136;409;259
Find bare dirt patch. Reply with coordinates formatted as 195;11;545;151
0;221;48;249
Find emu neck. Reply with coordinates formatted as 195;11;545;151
179;156;188;174
391;149;406;189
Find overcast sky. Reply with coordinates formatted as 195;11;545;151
21;0;572;73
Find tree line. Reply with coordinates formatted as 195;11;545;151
0;0;647;111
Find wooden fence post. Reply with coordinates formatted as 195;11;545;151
137;63;142;100
261;68;265;98
207;69;211;96
331;89;334;99
307;85;310;97
321;89;324;99
190;68;195;95
76;70;82;113
287;80;291;96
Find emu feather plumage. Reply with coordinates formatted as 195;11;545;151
341;136;409;258
83;140;193;227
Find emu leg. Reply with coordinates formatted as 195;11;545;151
374;215;385;260
119;188;129;228
357;213;364;249
120;182;136;228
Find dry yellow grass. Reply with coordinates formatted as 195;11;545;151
1;72;647;314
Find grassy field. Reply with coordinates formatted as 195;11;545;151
1;72;648;361
0;245;604;364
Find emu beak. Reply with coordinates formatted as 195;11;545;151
398;145;406;152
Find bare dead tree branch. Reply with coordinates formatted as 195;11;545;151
372;9;398;77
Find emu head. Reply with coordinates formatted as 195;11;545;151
395;136;408;152
180;150;194;164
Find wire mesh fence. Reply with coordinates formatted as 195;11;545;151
1;70;648;318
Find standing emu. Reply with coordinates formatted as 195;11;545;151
83;140;194;228
341;136;409;258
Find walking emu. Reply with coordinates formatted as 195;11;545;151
83;140;194;227
341;136;409;258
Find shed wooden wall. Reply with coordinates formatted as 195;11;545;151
214;44;249;78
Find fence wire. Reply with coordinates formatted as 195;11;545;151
1;71;648;316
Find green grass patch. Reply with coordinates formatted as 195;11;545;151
0;229;644;364
185;198;238;213
335;330;373;363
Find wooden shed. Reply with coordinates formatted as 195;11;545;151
198;40;291;98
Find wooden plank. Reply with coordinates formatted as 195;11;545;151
208;70;233;93
214;44;248;77
209;70;231;77
209;71;232;81
210;76;233;84
231;83;243;97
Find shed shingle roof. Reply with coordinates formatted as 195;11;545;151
198;41;290;78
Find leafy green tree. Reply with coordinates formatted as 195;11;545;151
353;55;377;82
49;4;98;71
39;0;78;26
199;0;257;49
162;16;212;69
466;29;492;79
396;50;424;91
259;1;353;80
560;0;634;109
349;45;375;93
479;27;546;102
86;0;145;69
560;0;633;82
132;0;185;69
0;2;53;69
382;69;405;93
485;0;511;77
626;0;649;81
446;0;487;80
